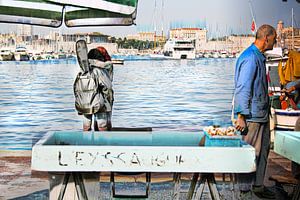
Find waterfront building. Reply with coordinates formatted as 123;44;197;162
0;33;16;48
227;35;255;52
127;32;166;43
196;35;254;53
276;20;300;50
87;43;118;55
127;32;166;50
282;26;300;50
200;40;234;52
59;32;110;43
126;33;140;40
276;20;285;48
128;32;155;41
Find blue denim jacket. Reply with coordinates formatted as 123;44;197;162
234;44;269;123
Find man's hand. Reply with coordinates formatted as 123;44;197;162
281;86;296;94
235;113;247;134
287;86;296;94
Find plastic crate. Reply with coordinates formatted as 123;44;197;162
204;131;242;147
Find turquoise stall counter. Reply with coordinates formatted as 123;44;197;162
43;131;204;146
31;131;256;173
274;131;300;164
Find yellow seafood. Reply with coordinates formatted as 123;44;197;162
204;126;237;136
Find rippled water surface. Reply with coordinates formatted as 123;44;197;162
0;59;236;150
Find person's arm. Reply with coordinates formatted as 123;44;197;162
286;82;300;93
89;59;112;69
234;54;257;132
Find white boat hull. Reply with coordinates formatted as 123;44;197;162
149;54;166;59
270;108;300;143
0;49;14;61
14;53;30;61
164;39;196;59
112;59;124;65
273;109;300;130
0;54;14;61
173;51;195;59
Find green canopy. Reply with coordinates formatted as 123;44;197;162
0;0;138;27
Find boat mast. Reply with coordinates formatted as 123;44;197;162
161;0;164;38
292;7;294;49
248;0;257;34
153;0;157;50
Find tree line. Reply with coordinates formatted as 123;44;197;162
109;37;162;50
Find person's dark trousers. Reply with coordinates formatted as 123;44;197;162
237;122;270;190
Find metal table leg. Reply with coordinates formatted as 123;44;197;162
173;173;182;200
57;173;70;200
192;173;221;200
73;173;89;200
207;174;221;200
292;181;300;200
187;173;199;200
51;172;98;200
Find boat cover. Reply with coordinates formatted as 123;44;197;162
0;0;138;27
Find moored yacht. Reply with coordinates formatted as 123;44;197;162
220;50;229;58
163;39;195;59
14;46;30;61
0;48;14;61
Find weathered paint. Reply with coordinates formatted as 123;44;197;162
274;131;300;164
32;131;256;173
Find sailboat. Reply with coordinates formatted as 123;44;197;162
149;0;167;59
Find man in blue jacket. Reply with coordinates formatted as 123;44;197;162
234;24;277;199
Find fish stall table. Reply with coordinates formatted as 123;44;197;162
274;131;300;200
31;131;256;200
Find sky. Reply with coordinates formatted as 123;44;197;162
1;0;300;38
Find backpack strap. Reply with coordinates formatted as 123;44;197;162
76;40;90;73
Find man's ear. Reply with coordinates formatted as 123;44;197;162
263;36;268;46
265;36;268;43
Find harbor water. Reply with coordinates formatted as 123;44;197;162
0;58;236;150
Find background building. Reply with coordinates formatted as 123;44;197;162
276;20;300;50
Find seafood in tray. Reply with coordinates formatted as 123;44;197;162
203;126;242;147
203;126;238;136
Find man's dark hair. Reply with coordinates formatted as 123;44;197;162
255;24;276;39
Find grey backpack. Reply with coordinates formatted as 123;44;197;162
73;40;104;114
